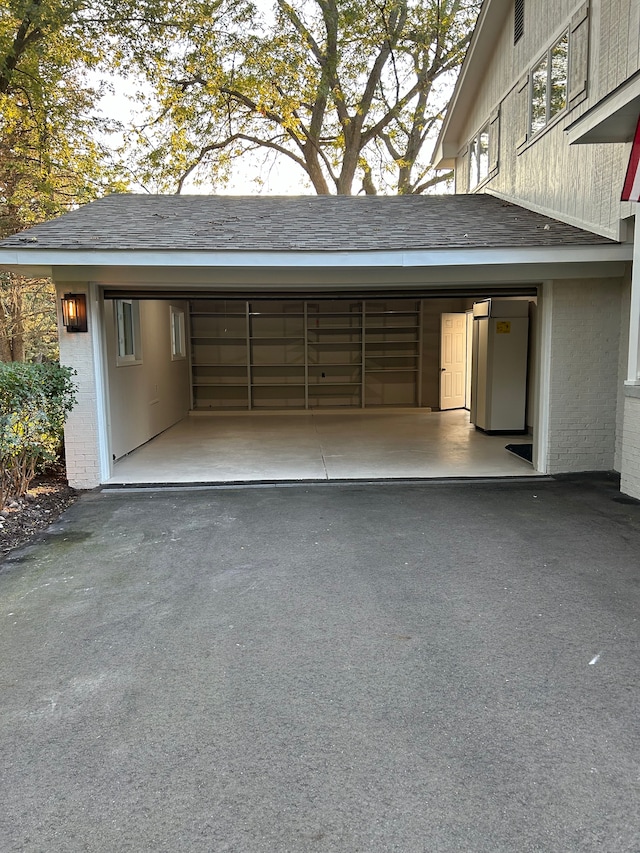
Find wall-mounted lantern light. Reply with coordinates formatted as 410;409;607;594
61;293;88;333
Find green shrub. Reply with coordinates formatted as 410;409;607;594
0;363;77;507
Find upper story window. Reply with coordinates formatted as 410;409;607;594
530;30;569;135
469;124;490;188
514;0;524;44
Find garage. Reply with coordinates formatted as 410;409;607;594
0;193;629;489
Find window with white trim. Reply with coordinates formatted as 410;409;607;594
530;30;569;136
116;299;142;365
170;306;186;360
469;123;490;189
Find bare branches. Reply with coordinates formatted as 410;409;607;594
175;132;308;192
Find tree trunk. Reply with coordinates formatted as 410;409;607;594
336;136;362;195
0;275;26;362
302;144;332;194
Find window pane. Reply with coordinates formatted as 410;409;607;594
478;127;489;181
550;32;568;118
171;308;185;358
469;137;479;188
531;55;548;134
117;300;135;358
172;314;180;355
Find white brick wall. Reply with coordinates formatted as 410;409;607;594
621;394;640;499
56;283;103;490
545;278;623;474
615;273;632;472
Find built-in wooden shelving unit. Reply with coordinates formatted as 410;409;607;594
190;298;422;410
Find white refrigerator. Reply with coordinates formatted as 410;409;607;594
470;299;529;433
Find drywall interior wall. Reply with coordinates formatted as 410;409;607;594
105;299;191;459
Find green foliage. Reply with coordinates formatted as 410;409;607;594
1;0;477;203
127;0;479;195
0;0;231;363
0;361;76;505
0;273;58;362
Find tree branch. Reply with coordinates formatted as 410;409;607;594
411;170;453;194
175;132;308;192
0;5;44;95
276;0;324;65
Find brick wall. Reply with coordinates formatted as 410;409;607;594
621;394;640;499
546;278;623;474
56;283;103;490
616;273;632;472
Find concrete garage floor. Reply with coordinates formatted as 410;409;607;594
1;476;639;851
109;408;539;484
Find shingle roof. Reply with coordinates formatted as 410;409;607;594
0;193;616;252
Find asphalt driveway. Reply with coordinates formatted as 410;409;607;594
1;475;639;852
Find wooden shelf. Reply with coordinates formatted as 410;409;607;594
191;335;247;347
191;313;246;318
366;368;418;373
193;383;249;388
193;363;248;368
251;336;305;341
308;338;361;343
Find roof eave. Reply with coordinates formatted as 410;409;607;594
566;70;640;144
432;0;510;168
0;243;630;281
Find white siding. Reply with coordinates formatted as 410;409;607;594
454;0;640;238
595;0;640;99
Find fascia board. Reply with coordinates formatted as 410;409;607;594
0;244;631;279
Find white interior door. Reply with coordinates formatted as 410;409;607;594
440;313;467;410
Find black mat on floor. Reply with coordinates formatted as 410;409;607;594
505;443;533;463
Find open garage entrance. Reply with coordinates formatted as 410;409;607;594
103;291;540;485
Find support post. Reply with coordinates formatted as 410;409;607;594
626;212;640;385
